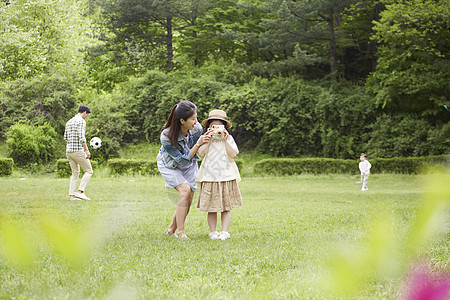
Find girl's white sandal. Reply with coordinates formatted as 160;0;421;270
219;231;230;240
209;231;220;240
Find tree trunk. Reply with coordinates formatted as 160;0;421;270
166;16;173;71
370;2;383;72
328;8;337;82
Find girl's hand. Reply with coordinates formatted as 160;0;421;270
205;128;214;136
223;129;229;140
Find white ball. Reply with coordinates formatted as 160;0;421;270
90;137;102;149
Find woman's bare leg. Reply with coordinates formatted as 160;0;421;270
174;184;194;237
167;212;177;235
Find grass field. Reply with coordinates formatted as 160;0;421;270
0;172;448;299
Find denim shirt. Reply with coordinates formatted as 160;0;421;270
159;122;203;169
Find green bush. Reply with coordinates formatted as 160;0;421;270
108;159;158;176
0;76;77;138
89;70;449;159
235;160;243;171
56;159;71;178
253;155;449;175
0;158;13;176
56;159;99;178
367;114;449;158
6;123;58;166
370;155;450;174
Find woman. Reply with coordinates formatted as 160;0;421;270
157;100;211;239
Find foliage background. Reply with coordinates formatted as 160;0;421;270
0;0;449;163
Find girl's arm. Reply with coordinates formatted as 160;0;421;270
225;135;239;159
197;143;210;158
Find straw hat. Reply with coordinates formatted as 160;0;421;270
201;109;232;129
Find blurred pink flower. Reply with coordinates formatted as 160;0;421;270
400;263;450;300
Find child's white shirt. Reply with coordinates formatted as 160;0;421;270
359;160;371;174
196;136;241;183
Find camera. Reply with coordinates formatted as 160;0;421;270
212;124;225;139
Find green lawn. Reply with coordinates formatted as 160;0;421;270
118;142;161;161
0;173;448;299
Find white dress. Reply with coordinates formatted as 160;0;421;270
196;137;242;212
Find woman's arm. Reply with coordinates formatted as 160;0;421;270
190;133;212;159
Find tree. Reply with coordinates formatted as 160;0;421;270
338;0;384;80
92;0;266;71
254;0;357;80
178;0;268;66
366;0;450;117
95;0;183;71
0;0;94;81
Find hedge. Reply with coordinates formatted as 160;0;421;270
108;159;159;176
253;155;449;175
0;158;14;176
108;159;243;176
56;159;99;178
253;158;356;175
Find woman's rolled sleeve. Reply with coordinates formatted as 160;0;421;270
160;135;192;168
190;123;203;145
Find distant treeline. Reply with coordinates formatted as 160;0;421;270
0;0;448;163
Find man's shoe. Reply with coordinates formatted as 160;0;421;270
74;192;91;200
70;196;81;201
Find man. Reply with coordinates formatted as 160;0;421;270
64;105;93;201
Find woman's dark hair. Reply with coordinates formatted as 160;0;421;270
203;119;227;133
161;101;197;150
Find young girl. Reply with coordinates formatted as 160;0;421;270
196;109;242;240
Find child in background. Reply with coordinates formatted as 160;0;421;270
196;109;242;240
359;153;371;191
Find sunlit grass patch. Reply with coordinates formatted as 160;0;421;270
118;142;161;161
0;173;448;299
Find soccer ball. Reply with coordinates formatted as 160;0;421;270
90;137;102;149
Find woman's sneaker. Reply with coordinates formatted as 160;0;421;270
209;231;220;240
219;231;230;240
